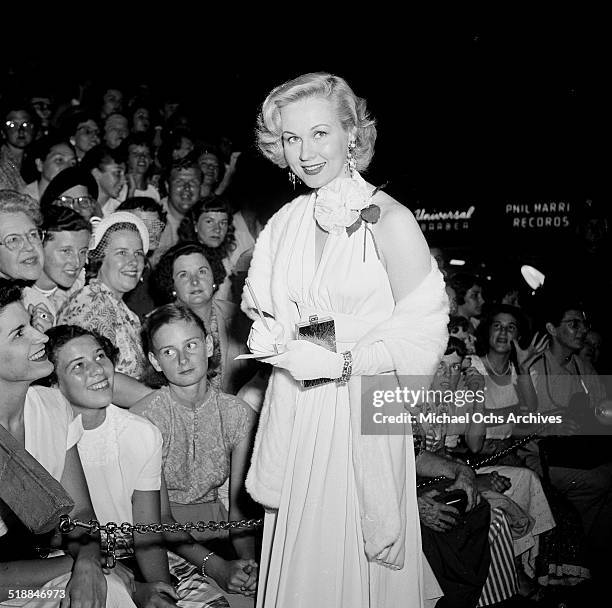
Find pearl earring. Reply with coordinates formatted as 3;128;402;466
172;290;177;298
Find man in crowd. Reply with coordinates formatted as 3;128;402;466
530;293;612;578
150;156;202;266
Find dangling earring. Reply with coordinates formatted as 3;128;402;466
212;283;218;291
171;290;177;298
288;170;296;189
347;140;357;177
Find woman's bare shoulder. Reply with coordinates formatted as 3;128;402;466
370;190;426;253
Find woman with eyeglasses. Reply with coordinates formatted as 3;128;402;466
40;165;101;221
0;190;57;335
60;109;101;162
0;105;36;192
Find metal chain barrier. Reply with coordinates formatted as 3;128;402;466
57;412;565;568
58;516;263;568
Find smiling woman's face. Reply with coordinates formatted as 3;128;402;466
97;229;145;297
0;211;43;282
55;335;114;409
279;96;351;189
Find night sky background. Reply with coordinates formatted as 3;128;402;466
1;17;608;275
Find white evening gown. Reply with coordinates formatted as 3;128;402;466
256;200;440;607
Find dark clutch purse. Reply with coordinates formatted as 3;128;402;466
296;315;337;388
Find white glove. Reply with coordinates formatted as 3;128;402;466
266;340;344;381
247;318;285;355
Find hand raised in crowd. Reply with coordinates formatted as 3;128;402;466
225;151;242;175
134;581;180;608
126;173;138;197
418;491;461;532
206;557;258;597
513;332;549;372
29;302;54;333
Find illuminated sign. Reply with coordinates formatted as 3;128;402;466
415;205;476;232
505;201;572;229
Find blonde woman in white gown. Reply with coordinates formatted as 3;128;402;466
242;73;449;607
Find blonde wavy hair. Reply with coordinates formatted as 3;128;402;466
256;72;377;172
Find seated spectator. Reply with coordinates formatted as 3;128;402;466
152;241;252;394
528;293;612;577
102;113;129;150
0;190;44;283
58;212;149;379
414;429;490;607
580;328;603;371
471;304;546;460
0;279;132;606
1;102;36;192
23;136;76;202
448;272;485;330
150;157;202;267
118;196;166;321
81;145;126;217
39;165;101;221
117;134;160;205
179;196;236;301
421;335;556;597
128;100;156;138
44;324;235;608
429;245;448;277
133;303;260;604
196;144;241;199
158;128;195;171
98;86;124;122
23;207;90;322
28;93;55;140
445;282;459;315
60;109;101;162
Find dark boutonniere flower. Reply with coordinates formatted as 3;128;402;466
346;181;389;261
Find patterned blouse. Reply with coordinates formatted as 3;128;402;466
131;384;253;505
58;278;146;379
